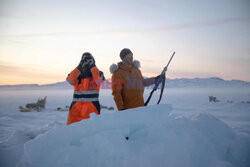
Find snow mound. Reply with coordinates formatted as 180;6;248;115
18;104;250;167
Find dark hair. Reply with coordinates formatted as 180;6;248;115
120;48;133;60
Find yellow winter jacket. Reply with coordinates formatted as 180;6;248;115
110;61;155;110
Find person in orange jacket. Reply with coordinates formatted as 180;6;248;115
66;52;105;125
110;48;164;111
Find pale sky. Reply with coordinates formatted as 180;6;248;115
0;0;250;85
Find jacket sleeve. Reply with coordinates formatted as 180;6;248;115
66;68;81;86
90;66;105;84
136;69;155;87
111;72;125;110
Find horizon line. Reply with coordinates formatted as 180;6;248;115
0;76;249;86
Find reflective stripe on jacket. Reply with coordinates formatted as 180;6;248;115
66;67;103;100
66;66;104;125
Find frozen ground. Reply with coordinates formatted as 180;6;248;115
0;86;250;167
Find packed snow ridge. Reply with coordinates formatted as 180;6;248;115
18;104;250;167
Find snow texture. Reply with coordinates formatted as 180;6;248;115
0;80;250;167
16;105;250;167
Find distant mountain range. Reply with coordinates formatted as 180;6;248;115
164;77;250;88
0;77;249;89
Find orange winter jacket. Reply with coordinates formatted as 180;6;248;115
110;61;155;110
66;66;104;125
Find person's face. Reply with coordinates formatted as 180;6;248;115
123;53;133;64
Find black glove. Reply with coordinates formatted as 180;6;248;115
88;59;96;69
77;63;85;74
155;74;165;83
99;71;106;81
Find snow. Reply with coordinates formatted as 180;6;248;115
0;80;250;167
17;105;249;167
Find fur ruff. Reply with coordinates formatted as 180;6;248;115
109;60;140;74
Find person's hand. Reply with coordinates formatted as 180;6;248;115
77;55;96;72
77;60;85;73
99;71;106;81
88;59;96;69
80;57;95;69
155;74;165;83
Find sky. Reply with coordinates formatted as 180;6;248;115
0;0;250;85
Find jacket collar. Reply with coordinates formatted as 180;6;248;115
118;62;133;72
110;60;140;74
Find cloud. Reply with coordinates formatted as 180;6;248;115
153;17;250;32
0;17;249;39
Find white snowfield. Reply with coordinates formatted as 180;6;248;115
0;79;250;167
17;105;249;167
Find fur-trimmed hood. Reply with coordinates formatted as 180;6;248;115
110;60;140;74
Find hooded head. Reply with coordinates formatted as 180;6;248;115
80;52;95;68
81;52;95;63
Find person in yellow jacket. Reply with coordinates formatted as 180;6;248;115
66;52;105;125
110;48;163;111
